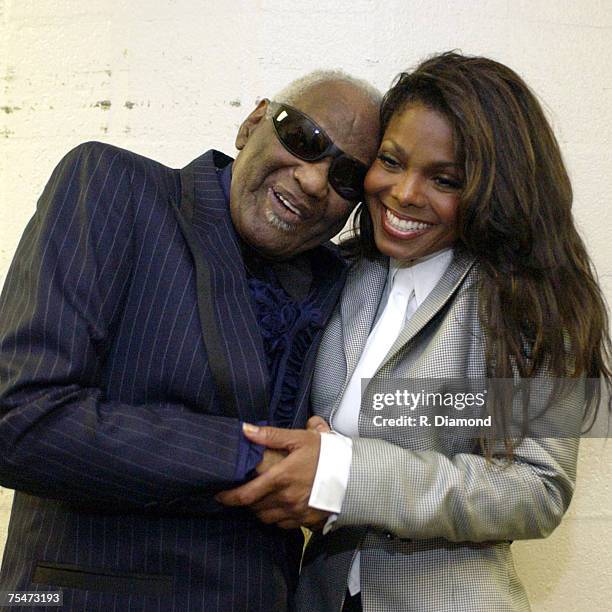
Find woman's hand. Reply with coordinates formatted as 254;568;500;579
256;449;287;475
216;424;330;529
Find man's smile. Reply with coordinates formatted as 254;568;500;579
268;187;314;228
272;189;303;217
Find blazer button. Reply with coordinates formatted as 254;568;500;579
384;532;394;540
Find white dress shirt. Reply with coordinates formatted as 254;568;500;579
308;248;453;596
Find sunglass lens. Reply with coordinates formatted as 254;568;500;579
274;109;328;160
330;156;367;201
273;104;366;201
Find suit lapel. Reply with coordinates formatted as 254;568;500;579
378;249;475;372
175;150;269;423
340;255;388;379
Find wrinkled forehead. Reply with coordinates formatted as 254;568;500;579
291;82;380;165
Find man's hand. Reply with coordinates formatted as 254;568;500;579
216;424;331;529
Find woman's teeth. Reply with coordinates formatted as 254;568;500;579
385;208;432;231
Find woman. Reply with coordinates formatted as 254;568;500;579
295;52;611;611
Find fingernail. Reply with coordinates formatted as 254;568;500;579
316;425;326;432
243;423;260;434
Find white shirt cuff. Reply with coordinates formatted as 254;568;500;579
308;432;353;514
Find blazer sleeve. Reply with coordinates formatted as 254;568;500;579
0;142;247;513
333;391;581;542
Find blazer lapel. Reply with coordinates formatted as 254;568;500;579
378;249;475;372
175;150;269;423
340;255;388;379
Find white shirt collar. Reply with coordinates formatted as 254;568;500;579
389;248;454;308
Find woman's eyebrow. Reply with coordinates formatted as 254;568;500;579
380;141;460;168
429;161;462;170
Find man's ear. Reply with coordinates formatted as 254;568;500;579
235;98;270;150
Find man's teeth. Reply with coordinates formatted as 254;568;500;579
385;208;432;232
275;191;301;216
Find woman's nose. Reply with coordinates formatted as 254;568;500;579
390;172;427;207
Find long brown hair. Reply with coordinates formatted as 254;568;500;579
348;51;610;444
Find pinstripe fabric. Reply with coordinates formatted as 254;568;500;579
0;142;345;611
296;250;582;612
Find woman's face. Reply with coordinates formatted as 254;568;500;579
364;103;463;262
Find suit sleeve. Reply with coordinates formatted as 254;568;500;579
333;384;582;542
0;142;249;513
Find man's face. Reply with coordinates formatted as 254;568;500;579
230;81;380;259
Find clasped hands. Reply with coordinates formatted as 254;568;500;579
215;416;331;530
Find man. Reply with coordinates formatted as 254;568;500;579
0;71;380;611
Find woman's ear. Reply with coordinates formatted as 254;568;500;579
235;99;270;150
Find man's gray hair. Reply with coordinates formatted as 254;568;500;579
273;69;382;107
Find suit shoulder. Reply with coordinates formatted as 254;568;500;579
62;141;172;173
57;141;179;197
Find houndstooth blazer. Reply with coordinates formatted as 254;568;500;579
295;249;582;612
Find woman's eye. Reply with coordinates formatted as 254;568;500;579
434;176;463;190
377;153;400;168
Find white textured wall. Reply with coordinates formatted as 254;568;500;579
1;1;611;610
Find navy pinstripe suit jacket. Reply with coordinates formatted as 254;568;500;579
0;142;346;611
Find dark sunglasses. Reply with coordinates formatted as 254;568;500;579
269;101;367;202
